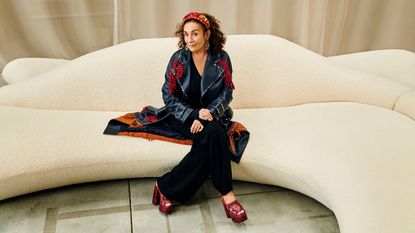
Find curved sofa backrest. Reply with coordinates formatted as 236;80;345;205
226;35;410;110
0;35;410;111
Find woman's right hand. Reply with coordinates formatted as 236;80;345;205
190;119;204;134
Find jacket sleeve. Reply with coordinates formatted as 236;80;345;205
161;53;198;124
206;52;234;121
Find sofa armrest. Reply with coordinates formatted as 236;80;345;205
2;58;69;84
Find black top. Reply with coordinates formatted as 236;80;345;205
185;56;206;125
186;56;202;108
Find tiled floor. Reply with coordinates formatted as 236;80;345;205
0;178;340;233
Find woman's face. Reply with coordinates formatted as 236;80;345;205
183;21;210;53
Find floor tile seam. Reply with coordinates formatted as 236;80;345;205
57;205;130;219
199;203;217;232
128;179;133;233
198;191;217;233
132;203;157;211
43;207;58;233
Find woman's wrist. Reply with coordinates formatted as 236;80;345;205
197;117;208;125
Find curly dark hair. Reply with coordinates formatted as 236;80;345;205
175;13;226;54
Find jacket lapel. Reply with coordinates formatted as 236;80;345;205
201;50;224;99
176;48;224;100
176;49;191;99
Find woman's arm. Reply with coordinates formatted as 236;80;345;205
206;52;234;121
161;53;198;124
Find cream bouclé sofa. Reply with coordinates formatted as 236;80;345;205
1;35;414;233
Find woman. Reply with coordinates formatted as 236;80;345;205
152;12;247;223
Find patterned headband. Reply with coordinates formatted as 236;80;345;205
182;12;210;30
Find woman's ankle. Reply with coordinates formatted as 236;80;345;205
222;191;236;204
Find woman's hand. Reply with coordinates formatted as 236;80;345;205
190;119;204;133
199;108;213;121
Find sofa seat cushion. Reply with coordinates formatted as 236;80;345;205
1;102;415;233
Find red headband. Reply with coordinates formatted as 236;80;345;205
182;12;210;30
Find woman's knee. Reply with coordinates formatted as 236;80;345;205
205;121;225;135
192;121;224;143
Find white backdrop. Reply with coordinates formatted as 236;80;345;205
0;0;414;73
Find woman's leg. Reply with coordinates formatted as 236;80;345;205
156;115;210;203
204;120;233;195
156;115;233;203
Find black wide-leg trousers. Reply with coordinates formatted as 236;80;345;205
156;115;233;204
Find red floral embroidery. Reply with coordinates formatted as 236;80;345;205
217;59;235;89
168;60;184;94
144;115;158;122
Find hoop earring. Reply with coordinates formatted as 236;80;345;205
205;41;210;50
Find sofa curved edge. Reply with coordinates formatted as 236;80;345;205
0;98;407;119
394;89;415;121
0;159;179;202
0;74;7;87
231;159;332;210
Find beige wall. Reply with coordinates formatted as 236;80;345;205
1;0;414;73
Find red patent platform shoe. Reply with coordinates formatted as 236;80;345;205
221;196;248;223
152;182;173;214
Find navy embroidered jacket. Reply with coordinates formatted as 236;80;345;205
161;48;235;125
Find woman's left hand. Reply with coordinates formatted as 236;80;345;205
190;119;204;134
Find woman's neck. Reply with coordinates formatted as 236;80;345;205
192;49;207;59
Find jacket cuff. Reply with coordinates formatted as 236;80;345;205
208;108;219;121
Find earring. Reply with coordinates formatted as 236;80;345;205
205;41;210;50
185;44;189;51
